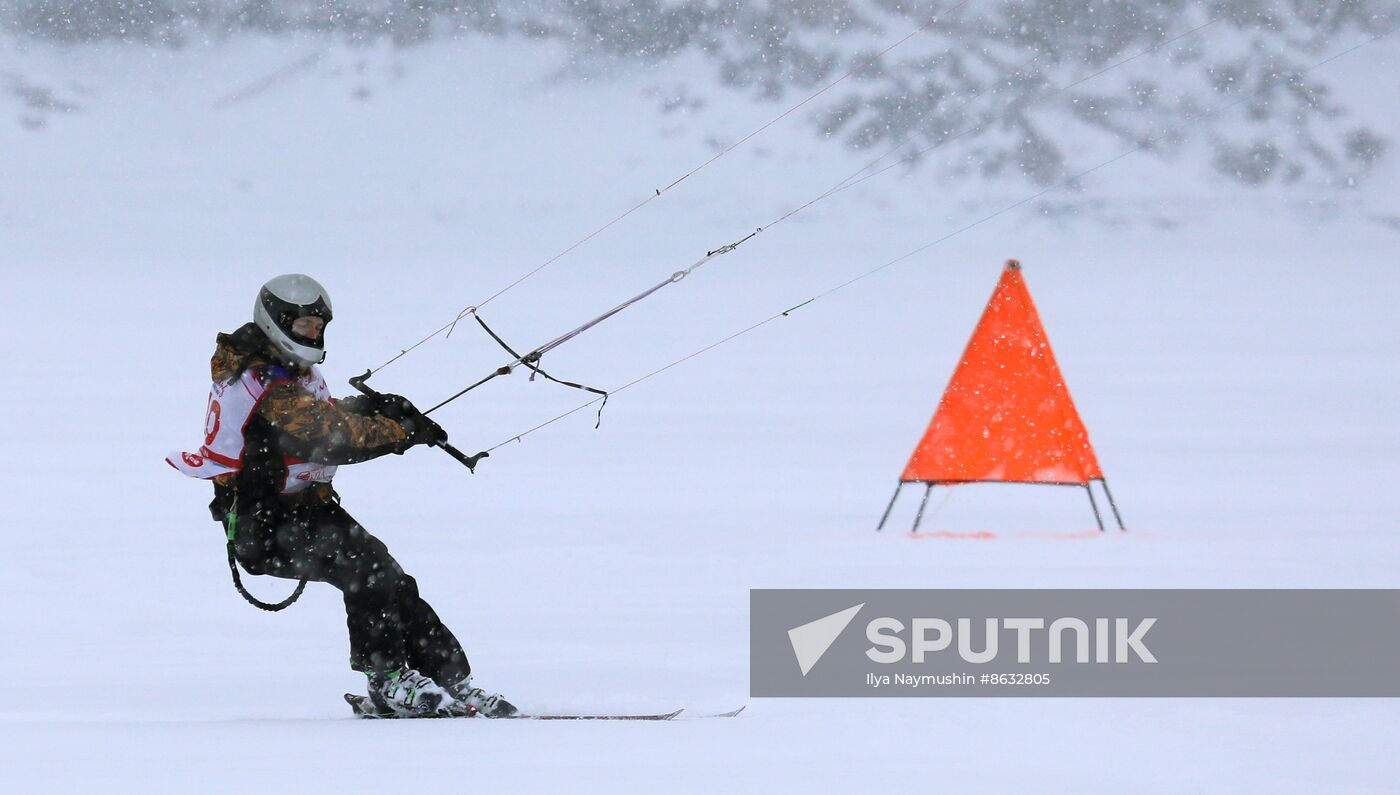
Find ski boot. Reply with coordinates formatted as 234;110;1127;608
367;668;453;717
445;675;518;718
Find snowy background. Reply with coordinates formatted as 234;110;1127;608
1;1;1398;792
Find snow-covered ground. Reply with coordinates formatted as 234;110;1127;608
1;32;1398;793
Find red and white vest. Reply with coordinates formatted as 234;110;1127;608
167;364;338;494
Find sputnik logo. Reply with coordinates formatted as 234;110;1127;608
788;603;864;676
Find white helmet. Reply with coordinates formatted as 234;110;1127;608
253;274;333;366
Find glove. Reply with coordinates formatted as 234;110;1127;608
370;393;419;421
395;412;448;452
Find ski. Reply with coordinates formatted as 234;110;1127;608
345;693;688;721
512;705;745;720
507;709;684;721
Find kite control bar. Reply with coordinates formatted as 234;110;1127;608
349;370;489;473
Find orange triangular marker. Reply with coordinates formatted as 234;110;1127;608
900;260;1103;485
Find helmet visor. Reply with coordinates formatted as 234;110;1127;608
260;289;331;351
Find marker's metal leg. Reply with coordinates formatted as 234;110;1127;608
911;483;936;533
1085;483;1105;532
1099;478;1126;531
876;483;904;532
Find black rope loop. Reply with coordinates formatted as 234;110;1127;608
226;542;307;612
474;313;610;428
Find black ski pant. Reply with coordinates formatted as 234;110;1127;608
230;498;470;684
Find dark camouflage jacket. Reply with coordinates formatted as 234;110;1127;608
211;323;407;509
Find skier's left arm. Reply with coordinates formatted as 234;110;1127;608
259;381;410;465
334;392;449;450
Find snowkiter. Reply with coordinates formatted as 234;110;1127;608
167;274;515;718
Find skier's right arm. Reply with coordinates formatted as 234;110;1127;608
259;381;417;464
